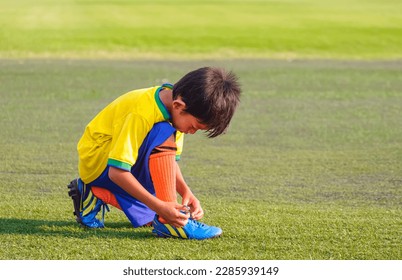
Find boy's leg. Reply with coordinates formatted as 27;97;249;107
148;135;223;240
149;134;177;224
92;187;122;210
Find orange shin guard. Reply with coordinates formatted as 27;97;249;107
149;136;177;223
92;187;122;210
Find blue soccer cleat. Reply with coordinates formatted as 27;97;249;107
67;178;108;228
152;215;222;240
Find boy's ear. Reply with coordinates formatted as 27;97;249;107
172;98;186;111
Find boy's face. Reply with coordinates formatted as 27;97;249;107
171;98;208;134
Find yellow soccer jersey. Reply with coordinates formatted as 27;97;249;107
77;84;183;183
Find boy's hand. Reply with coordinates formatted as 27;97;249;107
182;192;204;221
157;201;190;228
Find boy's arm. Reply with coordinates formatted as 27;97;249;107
108;166;189;227
175;162;204;220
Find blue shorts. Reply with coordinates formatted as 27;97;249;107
87;122;176;227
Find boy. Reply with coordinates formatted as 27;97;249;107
68;67;240;240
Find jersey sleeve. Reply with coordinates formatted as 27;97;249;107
175;131;184;161
107;113;151;170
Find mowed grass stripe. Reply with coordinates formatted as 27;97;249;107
1;0;402;59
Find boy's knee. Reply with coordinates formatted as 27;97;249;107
152;135;177;154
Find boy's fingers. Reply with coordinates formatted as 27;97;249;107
182;198;189;206
175;204;190;213
192;208;204;220
178;211;190;220
172;213;189;227
174;205;190;218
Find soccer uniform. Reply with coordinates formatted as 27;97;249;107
77;84;184;227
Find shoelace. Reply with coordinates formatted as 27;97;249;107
188;219;206;228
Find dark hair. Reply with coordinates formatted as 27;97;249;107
173;67;241;138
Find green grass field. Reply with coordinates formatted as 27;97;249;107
1;59;401;259
1;0;402;59
0;0;401;260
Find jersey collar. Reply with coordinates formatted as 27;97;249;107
155;83;173;120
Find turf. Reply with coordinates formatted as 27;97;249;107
1;0;402;59
0;59;401;259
